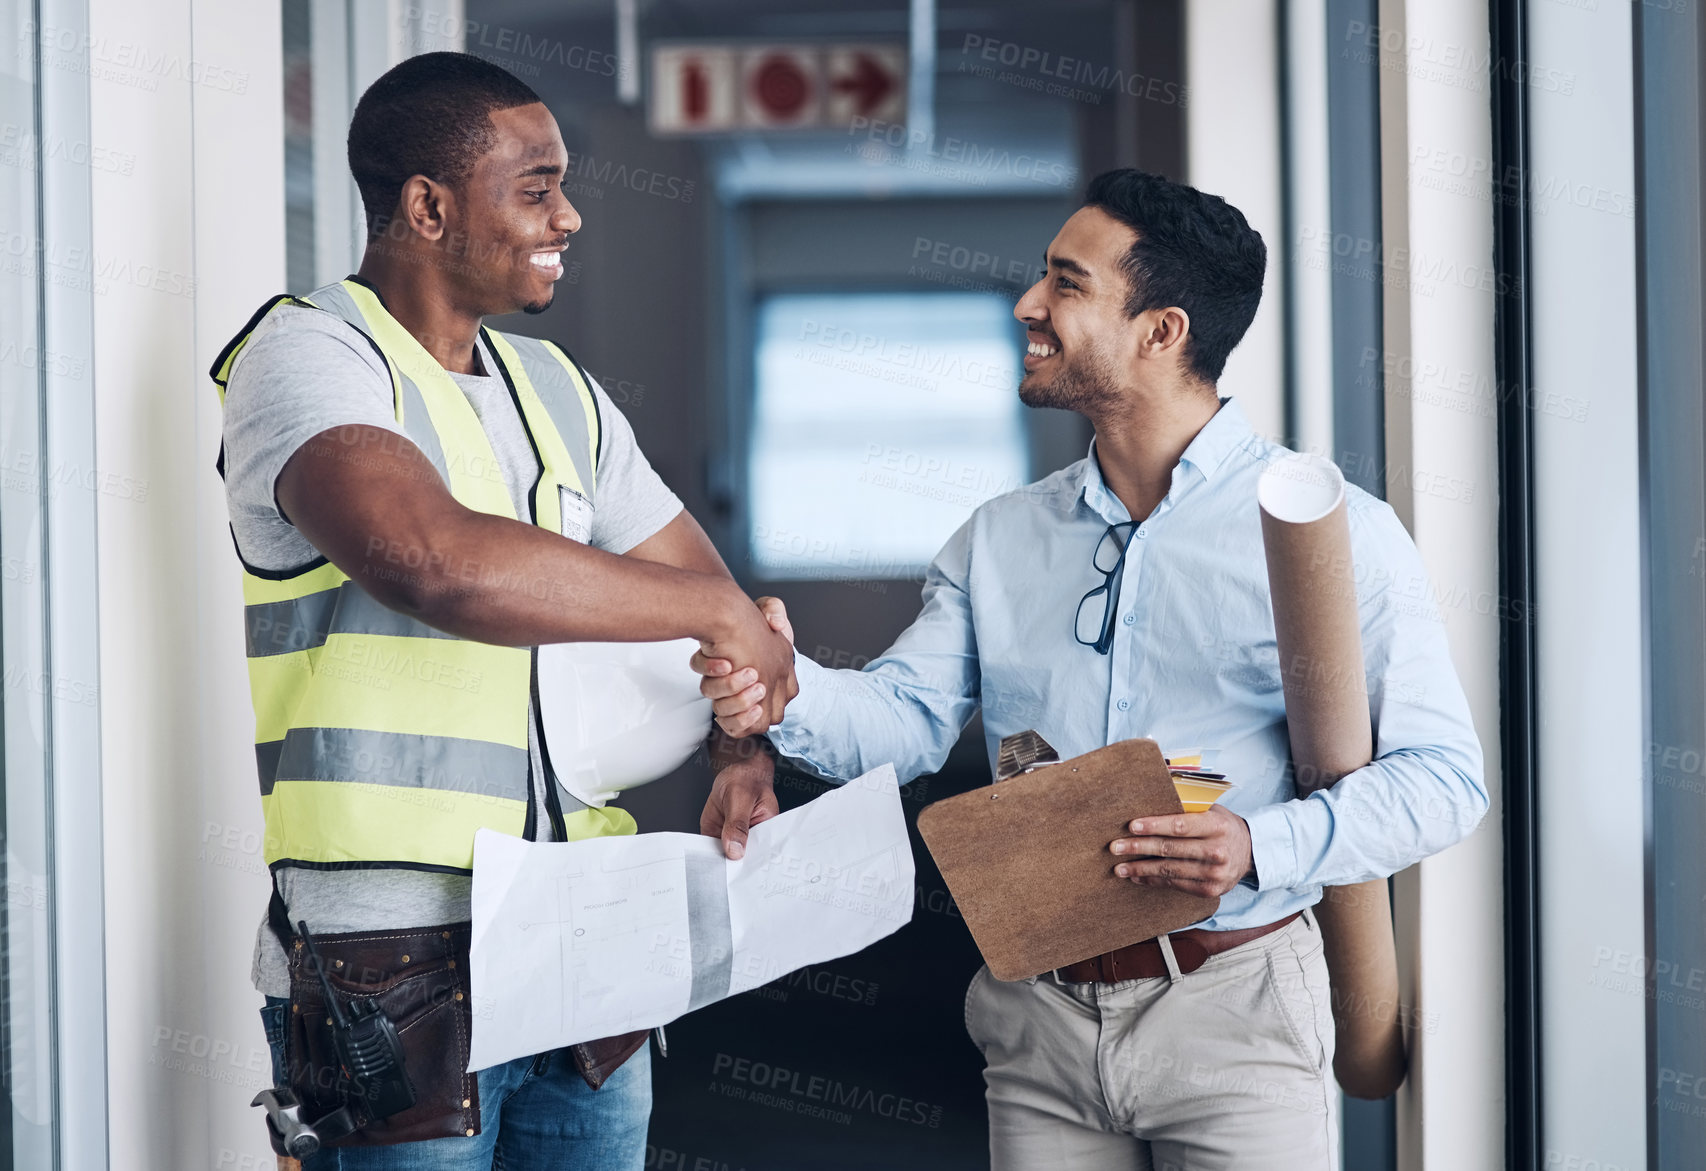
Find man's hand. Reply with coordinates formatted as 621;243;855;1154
697;594;797;733
701;742;780;860
1109;805;1254;899
693;597;794;738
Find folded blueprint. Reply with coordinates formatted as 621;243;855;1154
466;764;914;1070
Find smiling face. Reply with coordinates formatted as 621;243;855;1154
1013;206;1156;413
450;102;581;316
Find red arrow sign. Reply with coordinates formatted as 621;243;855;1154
683;58;710;122
832;52;895;117
753;54;812;118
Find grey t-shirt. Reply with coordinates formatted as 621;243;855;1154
221;302;683;996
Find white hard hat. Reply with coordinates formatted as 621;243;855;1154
536;637;713;806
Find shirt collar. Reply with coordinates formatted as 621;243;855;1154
1180;397;1254;483
1075;397;1254;524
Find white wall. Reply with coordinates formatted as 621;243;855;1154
1376;2;1507;1168
1184;0;1286;441
90;0;283;1166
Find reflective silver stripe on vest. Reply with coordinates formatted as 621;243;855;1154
301;280;364;324
498;333;598;501
396;374;449;478
546;763;591;817
256;727;528;800
255;740;284;795
301;282;450;481
245;580;452;657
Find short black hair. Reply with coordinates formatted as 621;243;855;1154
348;52;544;239
1081;170;1267;385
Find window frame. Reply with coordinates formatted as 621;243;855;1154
10;4;111;1167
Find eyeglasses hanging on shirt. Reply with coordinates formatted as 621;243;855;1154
1074;520;1138;655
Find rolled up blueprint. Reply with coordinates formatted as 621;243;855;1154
1258;452;1407;1100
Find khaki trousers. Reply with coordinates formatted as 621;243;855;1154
963;913;1338;1170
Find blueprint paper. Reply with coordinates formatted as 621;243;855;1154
467;764;913;1070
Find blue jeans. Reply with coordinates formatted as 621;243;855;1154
260;997;651;1170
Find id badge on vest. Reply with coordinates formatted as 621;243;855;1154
559;485;593;544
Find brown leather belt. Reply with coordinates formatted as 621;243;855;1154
1053;912;1302;984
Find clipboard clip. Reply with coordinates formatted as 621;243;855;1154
995;730;1062;782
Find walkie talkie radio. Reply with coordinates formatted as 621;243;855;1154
299;920;417;1121
253;921;418;1156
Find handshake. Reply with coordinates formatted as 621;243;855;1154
692;595;797;738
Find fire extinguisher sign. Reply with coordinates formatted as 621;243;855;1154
649;43;907;136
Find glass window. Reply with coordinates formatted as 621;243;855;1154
747;291;1028;579
1;7;106;1166
283;0;316;293
0;19;54;1163
1638;1;1706;1165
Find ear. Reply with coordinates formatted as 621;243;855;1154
393;174;453;242
1135;305;1191;363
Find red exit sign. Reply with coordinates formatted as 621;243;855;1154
650;43;907;135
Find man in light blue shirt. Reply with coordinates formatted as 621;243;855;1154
696;170;1486;1170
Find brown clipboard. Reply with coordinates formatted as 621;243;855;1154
916;737;1219;981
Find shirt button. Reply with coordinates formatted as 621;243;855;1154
1136;528;1148;539
1117;698;1131;712
1122;613;1136;626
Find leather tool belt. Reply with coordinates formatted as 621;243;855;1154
271;913;648;1153
1053;912;1302;984
281;921;481;1146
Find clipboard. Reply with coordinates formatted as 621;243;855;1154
915;736;1219;981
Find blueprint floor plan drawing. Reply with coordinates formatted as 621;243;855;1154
468;765;914;1070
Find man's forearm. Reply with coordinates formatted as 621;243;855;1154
367;508;750;648
278;425;760;652
769;656;970;783
708;724;773;774
1244;745;1487;891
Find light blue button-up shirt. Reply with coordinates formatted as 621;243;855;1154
770;398;1487;931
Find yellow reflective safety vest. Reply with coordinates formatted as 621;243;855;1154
210;276;637;874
